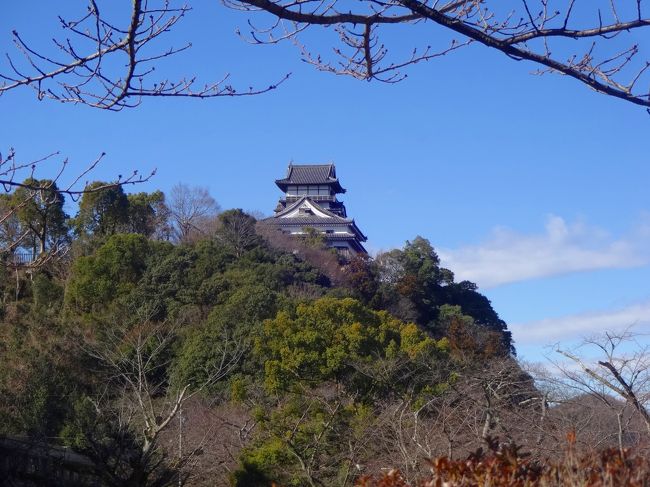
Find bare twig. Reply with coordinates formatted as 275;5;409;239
1;1;290;110
228;0;650;107
0;148;155;268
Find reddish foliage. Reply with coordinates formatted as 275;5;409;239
355;440;650;487
447;316;505;361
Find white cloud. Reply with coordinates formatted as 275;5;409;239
510;301;650;346
439;215;649;289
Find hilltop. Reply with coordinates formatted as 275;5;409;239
0;182;647;486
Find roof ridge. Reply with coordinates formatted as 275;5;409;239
275;163;346;193
289;163;333;167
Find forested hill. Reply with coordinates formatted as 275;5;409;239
0;183;523;486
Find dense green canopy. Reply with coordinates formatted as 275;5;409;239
0;184;519;486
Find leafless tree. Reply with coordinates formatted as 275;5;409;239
81;310;242;485
3;2;650;109
361;357;543;483
525;354;649;459
214;209;260;257
168;183;221;244
0;1;289;111
158;398;255;486
555;329;650;439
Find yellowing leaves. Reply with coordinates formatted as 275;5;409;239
257;297;446;392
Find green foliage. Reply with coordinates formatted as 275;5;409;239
126;190;170;238
13;178;68;254
128;243;207;319
31;272;64;312
244;299;451;485
73;184;172;244
73;181;129;238
0;192;521;487
0;352;76;439
378;236;452;325
233;439;292;486
372;236;512;352
258;297;438;392
240;394;363;487
65;233;151;314
173;284;280;391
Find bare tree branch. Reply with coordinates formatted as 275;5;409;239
3;2;650;108
0;1;290;110
0;148;155;269
228;0;650;107
80;312;242;483
555;329;650;436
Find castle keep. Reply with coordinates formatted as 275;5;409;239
263;164;367;257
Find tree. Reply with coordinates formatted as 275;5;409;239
555;330;650;438
168;184;221;244
73;181;130;238
65;233;152;314
0;194;23;255
440;304;508;361
444;280;513;354
214;209;261;257
341;254;380;305
257;297;439;392
375;236;454;326
126;191;172;239
0;149;153;268
172;283;280;389
243;297;444;485
13;178;68;258
74;186;172;241
372;237;514;353
2;2;650;108
71;312;241;486
365;357;539;480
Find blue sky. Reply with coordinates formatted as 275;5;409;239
2;2;649;362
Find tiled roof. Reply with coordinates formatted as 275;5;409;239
262;196;366;242
279;164;334;184
275;164;346;193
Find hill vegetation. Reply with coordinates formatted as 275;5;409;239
0;182;647;486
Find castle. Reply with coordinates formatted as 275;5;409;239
262;164;367;257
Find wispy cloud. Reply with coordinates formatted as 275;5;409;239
510;301;650;346
439;215;649;289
